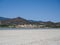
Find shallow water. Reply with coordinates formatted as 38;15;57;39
0;27;60;30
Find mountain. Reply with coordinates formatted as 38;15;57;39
0;17;10;20
0;17;55;25
0;17;60;28
0;17;30;25
28;20;38;22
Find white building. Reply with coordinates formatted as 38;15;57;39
16;24;45;28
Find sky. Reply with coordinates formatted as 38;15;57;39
0;0;60;22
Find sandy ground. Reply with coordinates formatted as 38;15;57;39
0;29;60;45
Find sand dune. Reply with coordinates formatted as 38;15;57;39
0;29;60;45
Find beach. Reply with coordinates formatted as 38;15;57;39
0;29;60;45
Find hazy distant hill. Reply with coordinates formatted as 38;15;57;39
0;17;10;20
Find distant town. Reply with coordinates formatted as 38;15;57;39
0;17;60;28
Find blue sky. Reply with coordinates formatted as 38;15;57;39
0;0;60;22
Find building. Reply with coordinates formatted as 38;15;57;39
15;24;45;28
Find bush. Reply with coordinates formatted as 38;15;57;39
0;24;9;27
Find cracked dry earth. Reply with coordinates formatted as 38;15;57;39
0;29;60;45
